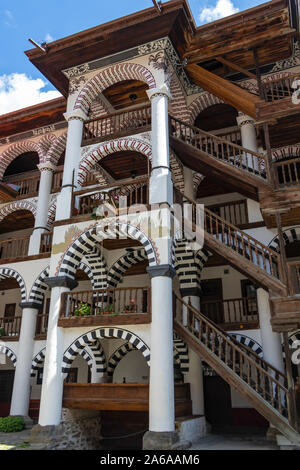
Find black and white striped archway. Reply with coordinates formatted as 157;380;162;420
230;333;263;357
268;226;300;253
0;345;17;367
58;222;158;281
174;238;210;294
0;268;26;302
107;248;147;288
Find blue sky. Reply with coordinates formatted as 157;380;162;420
0;0;266;114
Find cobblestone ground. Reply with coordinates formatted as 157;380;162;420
0;428;41;451
190;434;279;450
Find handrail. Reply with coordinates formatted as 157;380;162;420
85;103;151;124
261;74;300;102
0;315;22;337
174;187;283;282
273;157;300;188
0;236;30;259
201;295;258;325
173;292;296;427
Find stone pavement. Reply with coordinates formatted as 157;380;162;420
190;434;279;450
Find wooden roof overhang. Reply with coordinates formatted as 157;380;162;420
182;0;297;74
25;0;195;97
0;97;66;139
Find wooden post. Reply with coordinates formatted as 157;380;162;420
283;332;298;430
275;211;291;293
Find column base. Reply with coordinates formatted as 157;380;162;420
143;430;189;450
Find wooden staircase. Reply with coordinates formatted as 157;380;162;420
170;116;270;200
173;293;300;445
174;189;288;297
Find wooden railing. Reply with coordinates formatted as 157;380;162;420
35;314;49;337
59;287;151;318
207;199;249;227
173;292;298;429
51;169;64;192
3;174;40;198
82;104;151;146
0;236;29;260
201;296;258;328
0;316;22;339
213;127;242;146
173;188;283;282
288;261;300;295
73;178;149;216
169;115;268;180
261;74;300;102
274;157;300;188
39;232;53;254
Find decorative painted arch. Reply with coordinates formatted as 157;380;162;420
84;248;107;290
188;92;224;125
62;327;150;375
169;75;190;123
268;226;300;253
0;267;26;302
107;248;147;288
38;134;57;157
77;137;185;190
0;345;17;367
0;200;37;225
47;201;57;230
174;238;210;292
107;342;136;377
73;62;156;115
45;132;67;166
0;141;45;180
230;334;263;357
58;221;158;280
272;145;300;161
173;338;189;374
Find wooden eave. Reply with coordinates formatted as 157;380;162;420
0;97;66;139
24;0;195;97
183;0;296;67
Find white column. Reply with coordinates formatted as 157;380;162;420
28;163;57;255
55;110;87;221
182;294;205;415
236;112;258;170
183;166;195;200
146;269;176;440
147;85;173;205
257;288;284;373
10;306;39;417
38;284;70;426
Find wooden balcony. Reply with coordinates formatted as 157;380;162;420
58;287;151;327
34;314;49;340
0;236;29;261
82;104;151;146
72;178;149;218
201;296;259;331
63;383;192;416
0;316;22;341
274;157;300;188
206;199;249;228
2;168;63;201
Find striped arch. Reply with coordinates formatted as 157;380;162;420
74;62;156;115
62;328;150;375
84;248;107;290
0;268;26;302
77;137;184;190
193;173;205;192
169;75;190;123
173;338;189;374
268;226;300;253
282;330;300;358
45;132;67;166
107;248;147;288
174;239;210;293
29;266;50;306
0;200;37;224
38;134;57;157
58;222;158;280
0;345;17;367
0;141;45;180
107;342;136;377
189;92;224;125
272;145;300;161
230;334;263;357
47;201;56;230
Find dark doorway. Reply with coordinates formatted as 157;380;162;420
201;278;224;323
0;370;15;417
203;373;233;430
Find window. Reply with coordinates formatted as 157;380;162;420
4;303;16;321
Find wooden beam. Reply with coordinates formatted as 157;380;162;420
216;56;257;80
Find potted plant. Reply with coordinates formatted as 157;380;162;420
74;303;91;317
123;299;137;313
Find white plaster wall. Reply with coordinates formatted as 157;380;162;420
113;349;149;384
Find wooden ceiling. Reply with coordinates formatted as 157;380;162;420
0;277;20;291
194;103;238;131
196;175;240;199
100;151;148;180
0;210;34;234
269;113;300;148
102;80;149;110
0;97;66;139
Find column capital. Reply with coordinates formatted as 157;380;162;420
63;109;87;122
19;301;40;310
236;112;256;127
180;287;201;298
147;84;172;101
44;276;78;290
37;162;57;173
147;264;176;279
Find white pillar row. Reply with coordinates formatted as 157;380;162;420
38;278;77;426
28;162;57;256
236;112;258;171
182;294;205;416
55;110;87;221
10;304;39;418
143;266;178;449
257;288;284;373
147;84;173;205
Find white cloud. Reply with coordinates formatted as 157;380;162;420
44;33;54;43
199;0;239;24
0;73;61;115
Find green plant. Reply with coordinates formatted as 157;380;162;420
0;417;25;433
74;303;91;317
0;328;5;337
